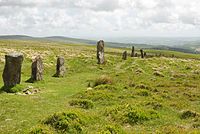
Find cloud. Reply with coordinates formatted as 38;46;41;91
0;0;199;37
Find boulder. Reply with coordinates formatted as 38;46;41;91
55;56;66;77
2;52;23;87
97;40;105;64
31;56;43;81
140;49;144;58
131;46;135;57
122;51;127;60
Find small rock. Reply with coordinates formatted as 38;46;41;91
87;87;93;90
25;90;32;95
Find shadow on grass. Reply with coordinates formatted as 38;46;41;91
0;84;25;93
25;78;34;83
52;73;58;78
0;85;15;93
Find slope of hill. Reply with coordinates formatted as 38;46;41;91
0;40;199;133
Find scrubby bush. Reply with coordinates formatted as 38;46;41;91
153;71;164;77
94;75;113;87
125;109;159;125
135;68;144;74
193;123;200;128
101;125;125;134
128;81;136;87
104;104;159;125
43;112;84;133
30;125;54;134
146;101;163;110
69;99;94;109
180;110;199;119
135;84;152;90
137;90;150;96
125;110;149;124
74;90;115;102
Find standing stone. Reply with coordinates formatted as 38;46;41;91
144;52;147;57
97;40;105;64
135;53;138;57
55;56;66;77
140;49;144;58
131;46;135;57
122;51;127;60
31;56;43;81
2;52;23;87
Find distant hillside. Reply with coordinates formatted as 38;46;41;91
0;35;199;54
0;35;154;48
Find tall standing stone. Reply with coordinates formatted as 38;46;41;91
131;46;135;57
31;56;43;81
140;49;144;58
122;51;127;60
97;40;105;64
55;56;66;77
2;52;23;87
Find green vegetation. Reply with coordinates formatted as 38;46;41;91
0;40;200;133
69;99;94;109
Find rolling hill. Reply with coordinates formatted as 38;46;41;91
0;35;199;54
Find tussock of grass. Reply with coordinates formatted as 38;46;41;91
69;99;94;109
43;111;85;133
180;110;199;119
137;90;150;96
104;104;159;125
74;90;115;102
135;84;152;90
153;71;165;77
146;101;163;110
101;125;125;134
94;75;113;87
30;125;55;134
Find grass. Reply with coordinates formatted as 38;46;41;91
0;40;200;133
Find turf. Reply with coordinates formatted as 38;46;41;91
0;40;200;133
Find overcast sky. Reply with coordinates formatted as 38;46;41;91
0;0;200;39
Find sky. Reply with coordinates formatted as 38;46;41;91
0;0;200;39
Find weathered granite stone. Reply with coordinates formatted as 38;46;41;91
140;49;144;58
122;51;127;60
131;46;135;57
97;40;105;64
55;56;66;77
2;52;23;87
31;56;43;81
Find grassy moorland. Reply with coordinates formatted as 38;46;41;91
0;40;200;134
